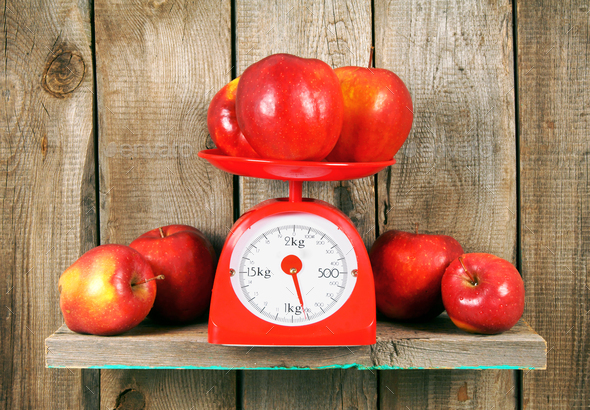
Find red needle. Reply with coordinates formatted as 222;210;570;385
291;274;306;319
281;254;306;319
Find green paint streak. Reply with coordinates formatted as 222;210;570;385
372;365;536;370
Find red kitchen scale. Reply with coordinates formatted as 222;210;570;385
199;149;395;346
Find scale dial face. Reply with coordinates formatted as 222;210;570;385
229;212;358;326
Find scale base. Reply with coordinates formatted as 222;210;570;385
207;197;377;347
208;318;376;347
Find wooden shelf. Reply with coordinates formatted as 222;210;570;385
45;314;546;370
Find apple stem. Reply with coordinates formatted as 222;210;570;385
368;46;374;68
458;257;478;286
415;222;419;235
158;227;165;238
132;275;165;287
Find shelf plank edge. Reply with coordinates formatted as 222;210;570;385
45;317;546;370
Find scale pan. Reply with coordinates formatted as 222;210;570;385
198;149;395;182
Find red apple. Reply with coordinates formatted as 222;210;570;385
58;244;158;336
370;229;463;321
207;77;260;158
236;53;344;161
325;62;413;162
129;225;216;324
441;253;525;334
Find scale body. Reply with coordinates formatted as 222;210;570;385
199;149;395;346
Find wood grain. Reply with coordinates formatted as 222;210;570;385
81;369;100;409
0;0;95;408
235;0;376;407
374;0;518;408
94;0;235;408
517;1;590;408
242;370;377;410
236;0;376;244
101;370;236;410
45;320;373;369
45;316;545;370
380;370;517;409
373;316;545;370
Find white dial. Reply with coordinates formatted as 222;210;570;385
229;212;358;326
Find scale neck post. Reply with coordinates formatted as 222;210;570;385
288;180;303;202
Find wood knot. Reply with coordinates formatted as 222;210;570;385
115;389;145;410
205;134;216;150
457;382;470;402
41;135;48;159
43;51;85;98
149;0;168;7
148;0;171;12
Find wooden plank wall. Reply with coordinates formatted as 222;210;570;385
237;0;377;247
518;1;590;408
0;1;95;409
236;1;378;408
94;0;236;408
1;0;588;409
374;0;518;408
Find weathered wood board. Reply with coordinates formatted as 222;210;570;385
374;0;519;408
518;1;590;408
101;370;236;410
0;0;95;408
236;0;376;246
235;0;377;407
242;370;377;410
379;370;518;409
45;315;546;370
94;0;235;408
